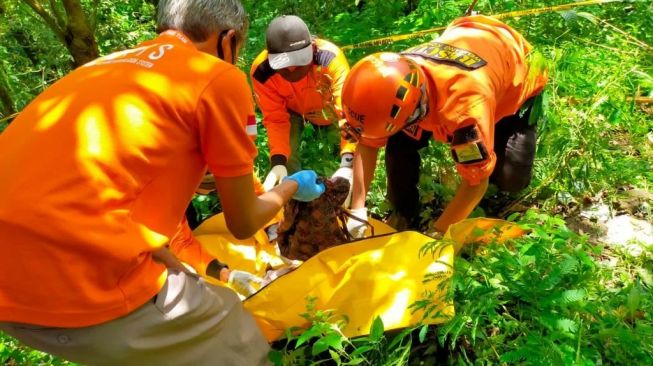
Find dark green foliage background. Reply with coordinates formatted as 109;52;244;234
1;0;652;365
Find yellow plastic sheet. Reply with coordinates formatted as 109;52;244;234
444;217;526;254
244;230;454;341
191;214;525;342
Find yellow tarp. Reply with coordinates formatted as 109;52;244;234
192;214;525;341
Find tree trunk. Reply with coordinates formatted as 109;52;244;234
61;0;98;67
406;0;418;14
20;0;99;68
0;64;16;119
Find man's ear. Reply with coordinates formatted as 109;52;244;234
223;29;237;44
218;29;239;64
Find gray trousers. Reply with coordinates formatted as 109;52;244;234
0;270;270;366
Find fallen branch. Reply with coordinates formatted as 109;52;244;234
628;97;653;104
0;112;19;124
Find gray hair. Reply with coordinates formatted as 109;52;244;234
156;0;249;43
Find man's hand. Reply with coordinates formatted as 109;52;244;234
228;270;263;297
332;153;354;207
152;247;191;274
284;170;326;202
263;165;288;191
346;207;368;239
425;227;444;241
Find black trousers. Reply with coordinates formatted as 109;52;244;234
386;104;537;220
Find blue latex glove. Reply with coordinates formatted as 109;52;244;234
284;170;326;202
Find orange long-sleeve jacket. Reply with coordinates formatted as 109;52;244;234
361;16;547;185
250;38;355;161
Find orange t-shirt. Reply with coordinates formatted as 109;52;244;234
0;30;257;327
361;16;547;184
168;218;215;278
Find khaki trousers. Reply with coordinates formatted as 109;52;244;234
0;270;270;366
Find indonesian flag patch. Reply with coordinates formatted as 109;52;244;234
246;114;257;136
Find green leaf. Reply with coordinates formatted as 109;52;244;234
388;327;414;349
419;324;429;343
369;316;384;342
507;212;521;221
347;358;366;365
558;256;579;275
557;318;578;333
350;345;374;357
636;267;653;287
296;327;321;347
627;283;641;315
518;242;535;255
312;338;330;356
328;349;341;365
560;10;578;25
267;350;283;366
576;11;599;24
471;227;486;238
322;333;345;351
561;289;586;303
500;348;528;363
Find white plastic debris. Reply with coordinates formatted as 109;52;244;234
604;215;653;256
579;202;652;256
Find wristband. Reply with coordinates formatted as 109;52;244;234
205;259;229;280
270;154;288;167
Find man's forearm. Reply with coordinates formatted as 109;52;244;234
251;180;297;225
216;174;297;239
350;145;379;209
434;177;489;233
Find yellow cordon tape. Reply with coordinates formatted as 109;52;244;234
341;0;623;51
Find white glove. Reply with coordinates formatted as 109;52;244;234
228;270;263;297
263;165;288;191
332;166;353;208
347;207;368;239
265;223;279;242
261;260;301;286
339;153;354;168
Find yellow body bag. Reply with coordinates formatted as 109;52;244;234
191;214;524;341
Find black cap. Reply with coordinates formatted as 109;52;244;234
265;15;313;70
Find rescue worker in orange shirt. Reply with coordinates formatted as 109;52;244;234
0;0;325;365
251;15;356;197
342;16;548;237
